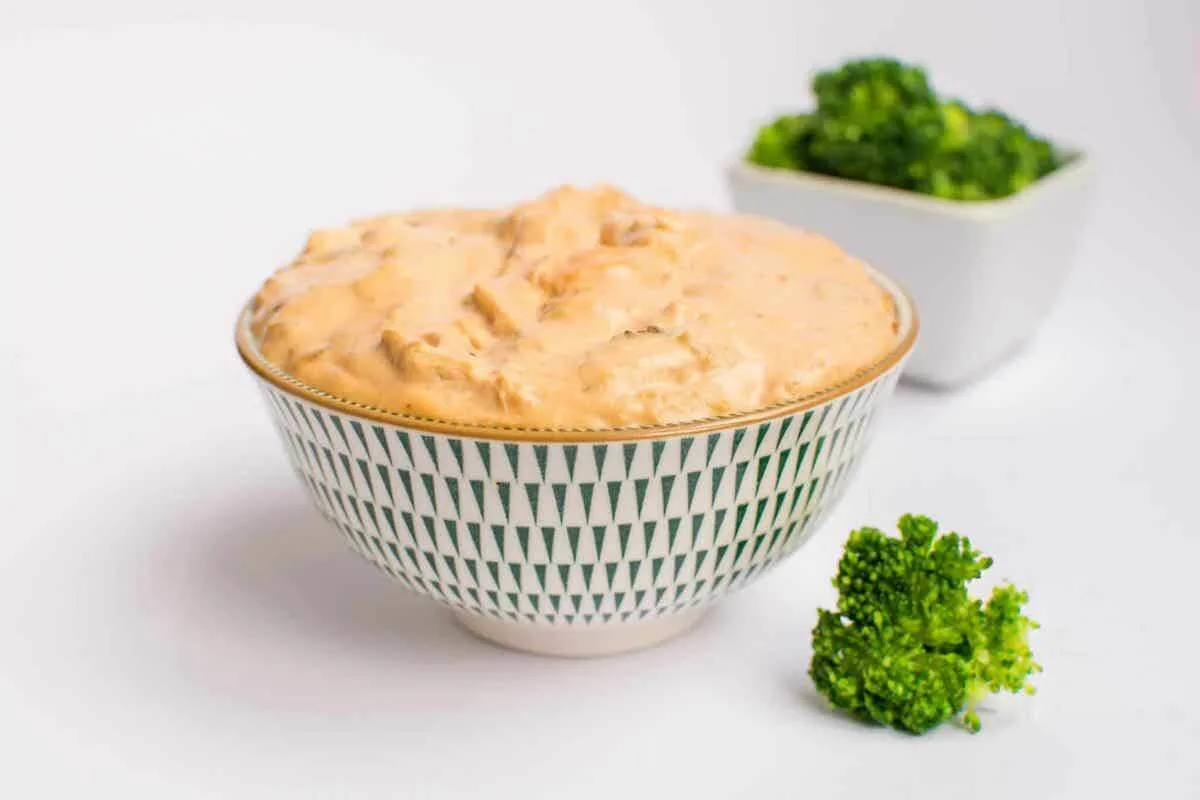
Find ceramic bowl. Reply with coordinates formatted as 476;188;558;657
235;267;917;657
727;150;1094;387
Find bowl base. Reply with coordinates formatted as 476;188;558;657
454;608;709;658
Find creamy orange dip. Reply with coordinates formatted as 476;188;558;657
250;185;898;428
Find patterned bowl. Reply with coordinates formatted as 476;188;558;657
235;267;917;657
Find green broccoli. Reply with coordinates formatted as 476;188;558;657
803;57;947;190
746;113;815;171
919;108;1063;200
809;514;1040;734
745;56;1062;201
811;57;939;120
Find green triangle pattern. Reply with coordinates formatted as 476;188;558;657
606;481;622;520
567;526;581;560
660;474;676;511
552;484;568;522
754;422;772;456
622;443;638;478
686;471;702;512
672;554;687;582
732;539;749;569
592;444;609;480
678;436;695;471
445;477;461;517
482;561;501;592
348;419;369;456
777;414;794;448
467;522;482;557
373;463;391;505
503;443;520;480
629;559;643;587
563;445;578;481
420;435;439;472
774;447;792;491
592;525;607;561
731;427;748;461
490;524;506;559
734;502;751;536
733;462;750;501
397;471;414;512
651;441;667;475
258;373;896;627
448;439;464;473
634;478;650;512
469;479;486;519
338;453;354;491
395;430;414;468
310;409;333;448
755;455;772;493
475;440;491;476
516;526;531;561
667;517;682;553
532;445;549;482
580;483;595;522
642;521;658;554
705;433;721;466
796;409;815;439
618;523;632;558
524;483;540;524
420;473;438;515
496;483;510;522
710;465;727;501
362;502;380;538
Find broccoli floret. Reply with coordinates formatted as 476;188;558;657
811;57;938;125
803;58;946;190
744;56;1062;201
920;108;1062;200
809;514;1040;734
746;114;815;171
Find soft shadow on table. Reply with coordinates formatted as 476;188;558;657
177;493;466;652
128;472;528;714
895;337;1036;395
788;671;858;726
897;374;954;393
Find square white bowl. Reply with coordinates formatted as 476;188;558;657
727;152;1096;388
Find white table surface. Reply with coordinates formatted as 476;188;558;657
2;5;1198;798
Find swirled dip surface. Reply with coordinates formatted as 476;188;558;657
250;185;898;428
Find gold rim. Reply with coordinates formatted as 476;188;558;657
235;266;919;442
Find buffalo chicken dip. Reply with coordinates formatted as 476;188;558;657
249;185;898;428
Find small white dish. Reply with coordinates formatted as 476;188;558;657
727;151;1095;387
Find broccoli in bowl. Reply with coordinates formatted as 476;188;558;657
747;57;1062;201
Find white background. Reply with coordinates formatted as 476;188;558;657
2;1;1198;797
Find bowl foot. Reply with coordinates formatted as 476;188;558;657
454;608;709;658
